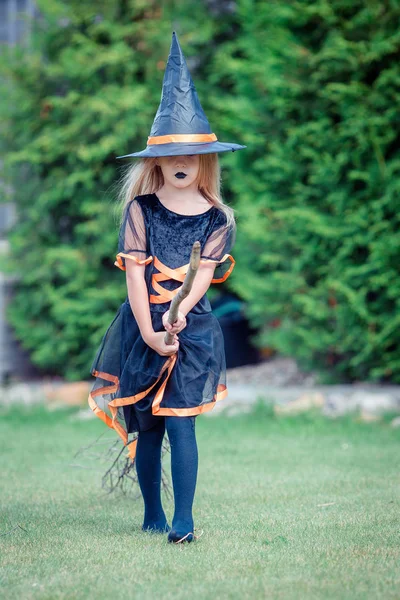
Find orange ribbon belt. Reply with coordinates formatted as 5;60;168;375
149;255;235;303
114;253;235;290
149;256;188;304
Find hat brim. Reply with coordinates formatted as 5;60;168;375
116;141;246;159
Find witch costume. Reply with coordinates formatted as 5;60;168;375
88;32;246;462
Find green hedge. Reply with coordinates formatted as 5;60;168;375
1;1;400;382
0;1;225;380
208;1;400;382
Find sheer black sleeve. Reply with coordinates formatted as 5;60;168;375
200;211;236;283
114;199;153;271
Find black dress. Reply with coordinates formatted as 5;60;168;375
88;193;236;447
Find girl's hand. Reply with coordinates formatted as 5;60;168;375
144;331;179;357
162;310;187;335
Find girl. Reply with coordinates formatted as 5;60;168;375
88;32;246;544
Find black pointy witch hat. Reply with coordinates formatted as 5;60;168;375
117;31;246;158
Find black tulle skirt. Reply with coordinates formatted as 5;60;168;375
88;300;228;443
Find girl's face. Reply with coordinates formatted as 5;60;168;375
156;155;200;190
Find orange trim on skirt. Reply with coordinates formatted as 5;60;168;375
88;353;227;453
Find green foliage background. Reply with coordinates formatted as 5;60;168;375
217;1;400;383
1;0;399;382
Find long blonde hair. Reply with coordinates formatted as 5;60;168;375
114;154;236;229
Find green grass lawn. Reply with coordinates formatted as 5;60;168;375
0;401;399;600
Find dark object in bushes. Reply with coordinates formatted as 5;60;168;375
211;293;261;368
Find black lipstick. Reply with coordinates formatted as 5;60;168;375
175;172;187;179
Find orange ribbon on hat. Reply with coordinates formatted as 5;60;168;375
147;133;218;145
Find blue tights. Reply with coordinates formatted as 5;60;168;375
135;415;198;542
135;417;169;533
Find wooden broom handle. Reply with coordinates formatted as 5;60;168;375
164;241;201;345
